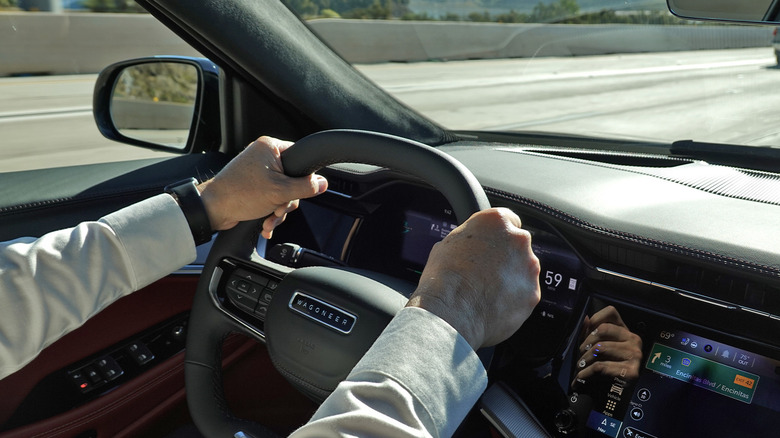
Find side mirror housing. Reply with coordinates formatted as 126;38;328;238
668;0;780;24
93;57;221;153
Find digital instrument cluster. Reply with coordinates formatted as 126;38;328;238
269;185;588;355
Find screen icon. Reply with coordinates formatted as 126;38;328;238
680;337;690;346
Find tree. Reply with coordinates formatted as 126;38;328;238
530;0;579;23
84;0;146;13
496;10;528;23
468;11;491;22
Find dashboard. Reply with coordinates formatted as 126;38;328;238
260;144;780;438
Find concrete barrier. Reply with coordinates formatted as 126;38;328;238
0;12;200;76
310;20;774;62
0;12;774;76
112;99;194;130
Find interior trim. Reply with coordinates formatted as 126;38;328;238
597;267;780;320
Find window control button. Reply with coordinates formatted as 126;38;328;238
128;342;155;366
69;371;92;393
85;367;102;384
96;356;124;381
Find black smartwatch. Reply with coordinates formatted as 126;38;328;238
164;177;214;246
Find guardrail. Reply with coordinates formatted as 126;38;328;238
0;12;773;76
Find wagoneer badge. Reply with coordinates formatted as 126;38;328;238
289;291;356;334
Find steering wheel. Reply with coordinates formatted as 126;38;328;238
184;129;491;437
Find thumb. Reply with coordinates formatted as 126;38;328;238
281;174;328;201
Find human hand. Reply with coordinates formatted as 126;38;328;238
572;306;643;388
406;208;541;350
198;136;328;239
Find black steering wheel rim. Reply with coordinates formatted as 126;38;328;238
184;129;491;437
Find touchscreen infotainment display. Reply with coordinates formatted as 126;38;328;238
583;324;780;438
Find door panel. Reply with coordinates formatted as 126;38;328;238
0;274;317;437
0;275;197;434
0;153;231;242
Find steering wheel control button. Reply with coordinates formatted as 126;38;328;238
289;291;357;334
227;288;259;314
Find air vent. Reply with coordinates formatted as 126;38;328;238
521;148;692;168
584;239;780;317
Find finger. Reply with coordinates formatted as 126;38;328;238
579;315;592;343
494;207;523;229
274;174;328;203
269;137;295;152
261;214;286;239
251;136;293;152
587;306;627;329
574;358;642;383
274;200;299;218
579;323;633;352
578;341;638;366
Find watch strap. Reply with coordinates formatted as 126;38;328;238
165;177;214;246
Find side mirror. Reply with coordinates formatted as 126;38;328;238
93;57;221;153
667;0;780;24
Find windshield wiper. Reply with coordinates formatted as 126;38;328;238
671;140;780;172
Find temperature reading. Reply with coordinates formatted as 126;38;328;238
545;271;563;288
660;331;675;340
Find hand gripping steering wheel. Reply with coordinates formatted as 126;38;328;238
184;129;490;437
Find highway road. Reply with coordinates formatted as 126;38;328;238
2;48;779;173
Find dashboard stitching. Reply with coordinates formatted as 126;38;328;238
500;147;780;207
486;186;780;278
0;187;161;216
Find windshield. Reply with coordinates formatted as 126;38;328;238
288;0;780;147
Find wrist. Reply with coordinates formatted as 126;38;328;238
196;179;222;230
406;279;485;351
164;178;214;245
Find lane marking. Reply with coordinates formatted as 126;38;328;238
377;57;774;93
0;106;92;123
